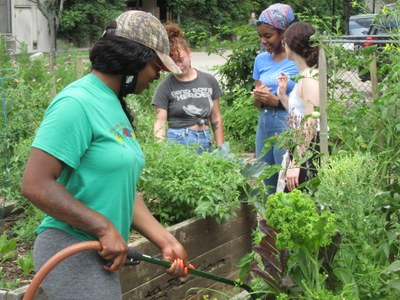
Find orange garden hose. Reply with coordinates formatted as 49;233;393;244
23;240;258;299
23;241;102;300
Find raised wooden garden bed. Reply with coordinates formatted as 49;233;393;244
1;204;256;299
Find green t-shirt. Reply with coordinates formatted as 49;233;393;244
33;73;145;242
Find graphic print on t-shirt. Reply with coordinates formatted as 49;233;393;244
171;87;213;118
109;121;137;143
152;70;222;129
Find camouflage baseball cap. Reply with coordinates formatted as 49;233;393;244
115;10;181;74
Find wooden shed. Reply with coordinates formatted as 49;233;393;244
0;0;50;54
0;0;173;55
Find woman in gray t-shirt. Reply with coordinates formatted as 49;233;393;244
152;23;224;154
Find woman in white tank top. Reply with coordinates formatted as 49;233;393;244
277;21;320;192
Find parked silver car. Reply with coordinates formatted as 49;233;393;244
349;13;376;36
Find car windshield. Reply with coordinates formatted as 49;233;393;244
349;14;375;35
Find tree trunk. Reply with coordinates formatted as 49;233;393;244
343;0;351;35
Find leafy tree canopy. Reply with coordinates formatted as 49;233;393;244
57;0;355;48
58;0;126;47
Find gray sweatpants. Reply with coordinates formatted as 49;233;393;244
33;229;122;300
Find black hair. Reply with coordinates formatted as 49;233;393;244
89;35;156;125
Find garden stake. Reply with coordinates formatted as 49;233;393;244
127;247;259;300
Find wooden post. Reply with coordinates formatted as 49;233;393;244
76;56;84;79
318;47;329;158
370;53;378;101
49;51;56;97
369;52;384;149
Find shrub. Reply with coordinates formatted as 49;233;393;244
138;141;246;224
220;85;258;153
315;154;400;299
208;24;259;96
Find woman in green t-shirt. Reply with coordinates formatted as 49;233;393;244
21;11;190;299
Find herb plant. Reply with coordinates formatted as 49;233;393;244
267;190;337;296
0;233;16;263
17;251;34;276
139;141;247;224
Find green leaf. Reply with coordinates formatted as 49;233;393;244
17;251;35;276
333;267;355;285
384;260;400;273
387;279;400;291
241;161;267;178
0;234;17;262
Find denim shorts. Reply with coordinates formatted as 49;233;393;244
166;127;212;155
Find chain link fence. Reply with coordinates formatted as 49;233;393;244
316;38;393;155
325;36;398;101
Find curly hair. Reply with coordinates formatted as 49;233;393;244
164;23;190;58
89;35;156;125
284;22;319;68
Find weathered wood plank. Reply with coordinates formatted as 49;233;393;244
11;205;256;299
119;204;256;294
122;231;253;299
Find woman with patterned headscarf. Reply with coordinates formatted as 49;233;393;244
252;3;298;194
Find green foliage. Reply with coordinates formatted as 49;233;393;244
240;220;293;295
17;251;35;277
245;190;338;298
315;154;400;299
182;21;212;49
207;24;259;94
128;74;166;122
0;46;80;204
220;85;257;153
0;268;20;289
326;46;400;192
126;74;167;145
12;207;44;242
54;49;91;90
138;142;246;224
0;234;16;263
0;37;12;68
185;287;231;300
242;37;400;299
296;5;342;34
266;190;337;252
1;14;399;297
59;0;126;46
176;0;258;34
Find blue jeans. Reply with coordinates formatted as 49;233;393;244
256;108;289;194
166;128;212;155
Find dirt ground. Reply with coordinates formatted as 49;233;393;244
0;212;34;288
